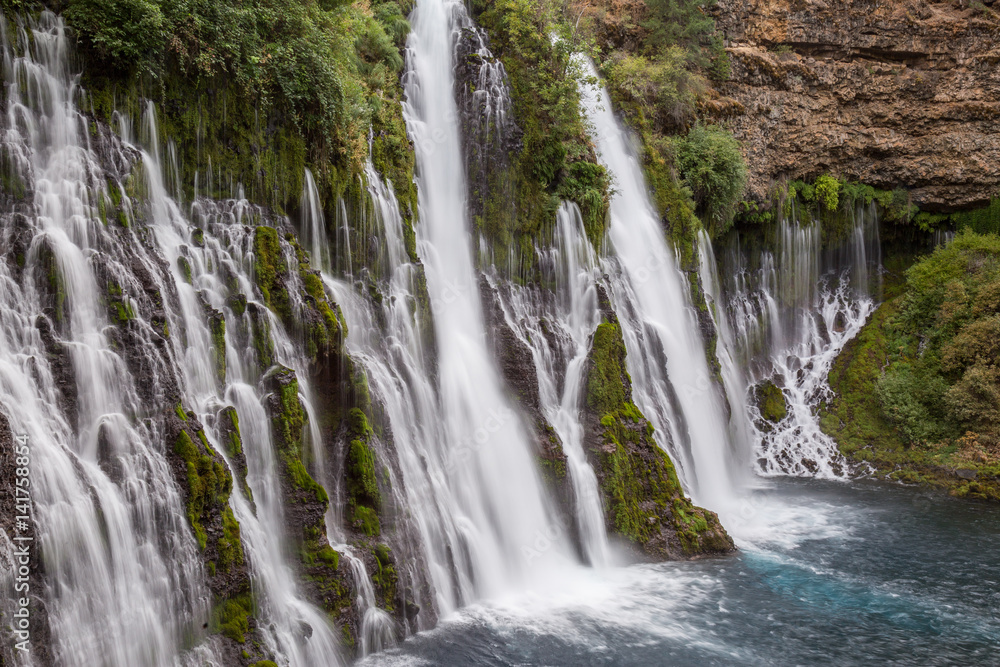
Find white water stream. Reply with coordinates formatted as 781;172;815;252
576;59;745;514
488;203;610;567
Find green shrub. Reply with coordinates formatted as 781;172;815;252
603;49;701;131
641;0;718;65
814;174;840;212
871;231;1000;444
675;124;747;237
66;0;166;70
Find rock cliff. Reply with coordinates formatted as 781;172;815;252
712;0;1000;210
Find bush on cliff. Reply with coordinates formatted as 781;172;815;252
64;0;413;210
675;124;747;237
823;230;1000;500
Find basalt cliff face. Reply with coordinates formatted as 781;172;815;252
712;0;1000;210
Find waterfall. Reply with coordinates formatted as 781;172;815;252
300;168;330;273
135;103;345;666
487;203;611;566
0;14;212;665
401;0;573;604
0;11;351;665
706;204;881;477
576;59;744;512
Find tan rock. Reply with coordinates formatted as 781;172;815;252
711;0;1000;210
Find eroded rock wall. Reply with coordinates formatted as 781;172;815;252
713;0;1000;210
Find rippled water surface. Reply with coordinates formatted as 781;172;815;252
362;479;1000;666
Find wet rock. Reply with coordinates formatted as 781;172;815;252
34;315;77;432
583;321;735;561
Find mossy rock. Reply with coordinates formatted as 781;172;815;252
584;322;735;559
754;380;788;425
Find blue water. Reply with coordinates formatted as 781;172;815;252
362;479;1000;666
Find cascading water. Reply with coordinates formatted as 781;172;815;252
706;203;882;477
0;11;353;666
300;168;331;273
487;203;611;567
401;0;573;602
0;15;213;665
325;160;459;620
576;59;744;512
134;104;345;666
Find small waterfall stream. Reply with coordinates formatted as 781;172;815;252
705;204;882;477
576;59;745;513
488;203;610;567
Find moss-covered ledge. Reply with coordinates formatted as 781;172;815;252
262;365;358;651
163;406;273;665
583;320;734;559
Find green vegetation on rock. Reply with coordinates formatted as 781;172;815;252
823;231;1000;500
345;407;382;536
210;591;253;644
469;0;610;258
174;428;231;550
674;124;747;238
754;380;787;425
585;321;733;556
253;226;291;319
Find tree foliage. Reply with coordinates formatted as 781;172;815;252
674;124;747;237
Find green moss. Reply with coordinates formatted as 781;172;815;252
217;506;243;573
177;256;193;284
585;317;731;554
371;543;397;611
249;305;276;371
37;242;67;325
587;323;631;415
251;662;279;667
211;592;253;644
756;381;787;423
296;250;346;362
113;299;135;324
175;403;188;421
350;505;381;537
227;293;247;317
283;453;329;504
209;309;227;384
344;407;381;535
599;413;681;543
173;427;234;552
221;406;242;458
253;226;291;319
300;541;341;569
347;438;380;505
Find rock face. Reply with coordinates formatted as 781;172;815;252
713;0;1000;210
582;317;734;561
